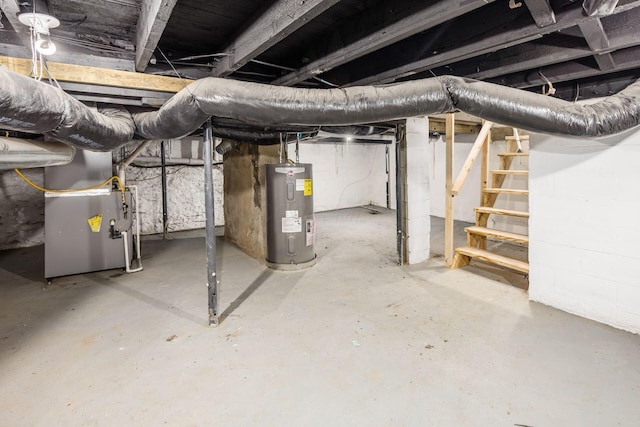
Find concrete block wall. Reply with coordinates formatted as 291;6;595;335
298;141;393;211
0;168;44;250
404;117;430;264
529;129;640;334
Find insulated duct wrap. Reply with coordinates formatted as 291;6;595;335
0;137;75;170
2;67;640;152
0;68;134;151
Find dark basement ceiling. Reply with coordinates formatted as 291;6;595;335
1;0;639;103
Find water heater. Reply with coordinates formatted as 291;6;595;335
265;163;316;270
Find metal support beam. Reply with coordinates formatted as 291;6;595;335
135;0;178;72
160;140;169;239
273;0;494;86
523;0;556;27
213;0;339;78
349;1;640;86
203;120;219;326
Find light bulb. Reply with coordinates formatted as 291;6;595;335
35;32;56;55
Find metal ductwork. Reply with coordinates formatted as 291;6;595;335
0;137;75;170
2;67;640;152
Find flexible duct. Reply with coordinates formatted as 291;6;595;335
0;136;75;170
2;67;640;152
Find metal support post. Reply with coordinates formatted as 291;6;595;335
203;120;219;326
160;140;169;239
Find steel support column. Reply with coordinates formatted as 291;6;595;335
203;120;219;326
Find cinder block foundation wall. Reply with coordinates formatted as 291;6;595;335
120;139;224;234
529;128;640;333
223;143;279;260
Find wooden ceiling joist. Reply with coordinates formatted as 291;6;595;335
0;56;191;93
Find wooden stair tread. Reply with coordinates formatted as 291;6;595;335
491;169;528;175
455;246;529;274
474;207;529;218
498;152;529;156
483;188;529;195
505;135;529;140
464;226;529;244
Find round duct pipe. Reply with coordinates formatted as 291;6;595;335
0;137;75;170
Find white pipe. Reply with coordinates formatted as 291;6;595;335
117;140;153;186
121;185;143;273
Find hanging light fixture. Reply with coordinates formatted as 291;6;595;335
18;12;60;56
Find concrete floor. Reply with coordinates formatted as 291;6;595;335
1;207;639;426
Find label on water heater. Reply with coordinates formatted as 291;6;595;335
304;179;312;196
296;179;305;191
306;219;315;246
282;217;302;233
285;210;299;218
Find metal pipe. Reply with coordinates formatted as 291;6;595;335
385;145;390;209
395;124;405;265
203;120;218;326
160;140;168;239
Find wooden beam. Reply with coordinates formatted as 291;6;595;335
578;18;617;71
214;0;339;78
583;0;619;16
135;0;178;72
0;56;191;92
450;121;493;196
444;113;455;267
523;0;556;27
273;0;494;86
350;1;639;86
428;117;481;134
1;0;32;53
492;43;640;89
0;42;135;71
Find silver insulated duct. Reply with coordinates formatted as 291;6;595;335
0;137;75;170
1;67;640;151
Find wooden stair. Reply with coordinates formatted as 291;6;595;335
453;134;529;275
454;247;529;274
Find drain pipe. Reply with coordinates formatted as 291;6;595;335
121;186;143;273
